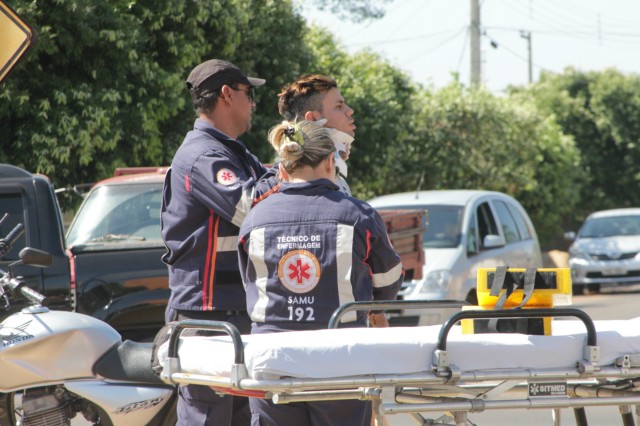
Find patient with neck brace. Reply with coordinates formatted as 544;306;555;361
277;74;356;195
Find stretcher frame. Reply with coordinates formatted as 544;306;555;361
160;301;640;426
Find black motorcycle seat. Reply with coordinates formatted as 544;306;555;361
93;340;170;386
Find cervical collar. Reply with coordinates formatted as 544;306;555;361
315;119;354;177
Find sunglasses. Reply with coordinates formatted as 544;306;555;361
230;85;255;103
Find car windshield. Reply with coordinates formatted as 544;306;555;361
578;215;640;238
66;183;163;246
376;205;464;249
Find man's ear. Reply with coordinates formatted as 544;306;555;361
219;85;233;103
304;111;320;121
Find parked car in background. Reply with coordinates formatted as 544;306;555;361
65;167;169;340
368;190;544;325
564;208;640;295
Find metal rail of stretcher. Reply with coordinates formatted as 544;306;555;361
161;301;640;426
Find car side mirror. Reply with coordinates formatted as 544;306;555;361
563;231;576;241
483;234;505;249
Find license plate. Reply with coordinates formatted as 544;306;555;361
602;267;627;276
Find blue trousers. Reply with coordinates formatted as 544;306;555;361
248;325;371;426
166;307;252;426
249;398;371;426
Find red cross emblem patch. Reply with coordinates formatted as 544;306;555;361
216;168;238;186
278;250;321;294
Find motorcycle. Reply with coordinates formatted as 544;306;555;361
0;218;177;426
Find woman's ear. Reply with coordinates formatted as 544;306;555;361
326;154;337;181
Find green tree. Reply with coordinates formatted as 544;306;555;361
391;82;584;247
306;0;392;22
0;0;309;193
518;67;640;227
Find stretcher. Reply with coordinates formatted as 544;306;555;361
158;301;640;426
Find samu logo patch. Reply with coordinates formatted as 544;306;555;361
278;250;321;294
216;168;238;186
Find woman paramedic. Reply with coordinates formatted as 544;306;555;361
238;119;404;426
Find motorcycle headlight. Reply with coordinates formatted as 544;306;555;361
419;270;451;293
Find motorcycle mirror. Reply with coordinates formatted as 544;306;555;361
18;247;53;268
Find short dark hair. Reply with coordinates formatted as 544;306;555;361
277;74;337;120
192;92;220;116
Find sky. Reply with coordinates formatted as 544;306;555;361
300;0;640;93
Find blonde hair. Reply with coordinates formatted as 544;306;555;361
268;120;335;174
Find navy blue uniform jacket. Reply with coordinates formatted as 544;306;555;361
161;119;273;312
238;179;403;330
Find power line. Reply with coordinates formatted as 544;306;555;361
406;27;469;65
345;27;467;48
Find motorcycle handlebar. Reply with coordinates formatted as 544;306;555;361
0;223;24;257
0;220;48;307
2;276;49;306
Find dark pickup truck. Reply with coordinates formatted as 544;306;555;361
0;164;168;340
0;165;70;313
0;164;425;340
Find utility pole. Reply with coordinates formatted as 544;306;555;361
470;0;481;87
520;30;532;84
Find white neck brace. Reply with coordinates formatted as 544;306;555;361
315;119;354;177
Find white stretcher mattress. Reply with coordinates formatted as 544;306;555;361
158;317;640;380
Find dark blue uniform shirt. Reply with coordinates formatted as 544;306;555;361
161;119;270;312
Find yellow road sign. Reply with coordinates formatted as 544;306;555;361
0;0;34;83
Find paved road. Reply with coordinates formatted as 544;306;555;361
387;284;640;426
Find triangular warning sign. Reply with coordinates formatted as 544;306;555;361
0;1;35;82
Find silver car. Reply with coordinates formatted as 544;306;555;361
368;190;544;325
565;208;640;295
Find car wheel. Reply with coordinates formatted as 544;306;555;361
573;284;585;295
589;283;601;294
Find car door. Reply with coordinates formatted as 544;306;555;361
453;196;507;301
490;198;542;268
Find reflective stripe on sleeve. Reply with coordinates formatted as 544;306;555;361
336;223;356;322
231;187;255;227
248;228;268;322
216;236;239;252
372;262;404;288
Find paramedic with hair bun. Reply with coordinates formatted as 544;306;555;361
238;119;403;426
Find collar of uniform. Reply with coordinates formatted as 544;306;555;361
193;118;249;151
279;178;340;193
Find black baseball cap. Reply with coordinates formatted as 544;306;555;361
186;59;265;98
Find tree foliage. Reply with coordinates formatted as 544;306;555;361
514;68;640;228
306;0;392;22
388;82;584;247
0;0;309;191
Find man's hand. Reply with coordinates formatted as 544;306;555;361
368;312;389;328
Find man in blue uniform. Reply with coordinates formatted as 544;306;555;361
238;120;403;425
161;59;267;426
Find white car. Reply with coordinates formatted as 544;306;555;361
368;190;543;325
565;208;640;295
